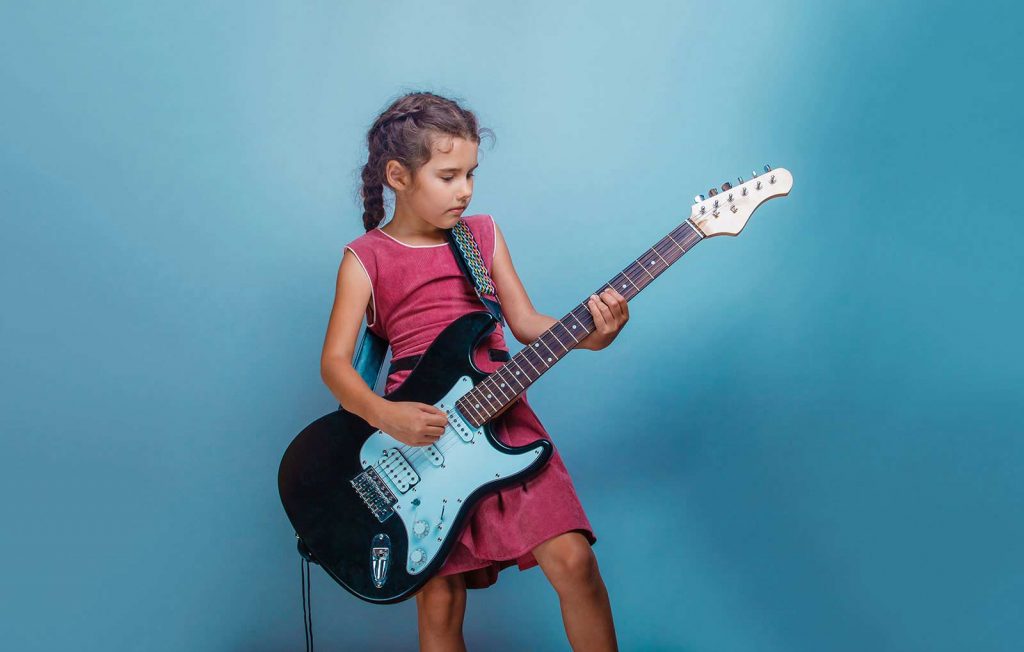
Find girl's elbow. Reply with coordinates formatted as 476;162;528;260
320;353;350;382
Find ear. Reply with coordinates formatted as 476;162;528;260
385;159;412;191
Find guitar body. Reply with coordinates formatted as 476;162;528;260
278;311;553;604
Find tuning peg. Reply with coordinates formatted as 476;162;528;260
708;188;718;197
693;194;705;204
751;170;759;178
763;164;772;172
721;181;732;192
737;176;744;184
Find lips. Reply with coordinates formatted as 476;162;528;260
449;207;466;212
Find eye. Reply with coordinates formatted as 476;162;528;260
441;176;454;181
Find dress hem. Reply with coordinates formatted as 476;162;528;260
436;525;598;589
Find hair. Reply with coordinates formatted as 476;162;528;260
359;91;495;232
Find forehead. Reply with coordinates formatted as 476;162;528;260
427;134;478;169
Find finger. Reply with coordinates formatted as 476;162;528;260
594;295;614;328
589;295;607;329
601;290;623;320
419;404;449;421
609;289;629;316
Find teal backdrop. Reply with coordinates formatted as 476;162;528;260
2;1;1021;650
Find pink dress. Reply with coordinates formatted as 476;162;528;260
344;214;597;590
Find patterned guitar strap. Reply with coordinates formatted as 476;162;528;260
446;218;505;326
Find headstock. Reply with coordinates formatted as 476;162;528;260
689;164;793;237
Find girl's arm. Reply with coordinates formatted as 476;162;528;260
491;220;628;350
320;249;391;427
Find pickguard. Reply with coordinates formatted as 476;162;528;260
356;375;543;574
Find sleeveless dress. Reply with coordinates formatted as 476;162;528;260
344;214;597;590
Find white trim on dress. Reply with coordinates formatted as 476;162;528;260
344;246;377;328
374;227;448;248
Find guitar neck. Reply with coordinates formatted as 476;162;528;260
456;219;705;427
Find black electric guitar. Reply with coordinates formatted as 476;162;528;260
278;166;794;604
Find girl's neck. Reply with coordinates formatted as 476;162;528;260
379;213;447;246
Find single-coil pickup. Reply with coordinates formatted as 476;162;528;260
380;448;420;493
350;468;395;523
424;443;445;467
446;407;475;443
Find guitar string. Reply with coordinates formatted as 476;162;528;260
367;225;701;480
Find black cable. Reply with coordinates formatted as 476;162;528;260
306;559;314;652
301;557;314;652
301;558;309;651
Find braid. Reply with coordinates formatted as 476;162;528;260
360;159;385;231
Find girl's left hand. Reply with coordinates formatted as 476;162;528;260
578;288;629;351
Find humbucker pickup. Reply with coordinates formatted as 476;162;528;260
379;448;420;492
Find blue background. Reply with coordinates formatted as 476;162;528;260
2;1;1021;650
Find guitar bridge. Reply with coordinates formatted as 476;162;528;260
351;467;396;523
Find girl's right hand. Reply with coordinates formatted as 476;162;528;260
374;401;449;447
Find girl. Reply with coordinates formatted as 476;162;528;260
320;91;628;651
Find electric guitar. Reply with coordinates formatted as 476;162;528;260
278;165;794;604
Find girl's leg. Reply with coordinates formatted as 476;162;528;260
532;530;618;651
415;571;468;652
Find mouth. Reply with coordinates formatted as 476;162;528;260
448;207;466;213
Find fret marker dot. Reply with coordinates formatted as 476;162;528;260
487;394;492;398
515;371;521;375
649;261;655;266
500;383;506;387
621;284;626;289
475;404;481;408
534;343;539;347
547;357;552;362
571;325;576;329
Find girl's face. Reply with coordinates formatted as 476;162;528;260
392;134;478;230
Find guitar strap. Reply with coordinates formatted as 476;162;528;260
445;218;505;326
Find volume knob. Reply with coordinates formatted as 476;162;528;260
410;548;427;565
413;520;429;537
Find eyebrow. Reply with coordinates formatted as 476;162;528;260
437;164;479;173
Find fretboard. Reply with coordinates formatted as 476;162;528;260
455;219;705;427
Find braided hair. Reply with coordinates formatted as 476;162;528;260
359;91;494;232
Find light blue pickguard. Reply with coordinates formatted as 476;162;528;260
357;375;544;574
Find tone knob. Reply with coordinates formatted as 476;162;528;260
410;548;426;564
413;520;429;537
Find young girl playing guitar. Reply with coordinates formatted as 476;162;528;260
320;91;627;651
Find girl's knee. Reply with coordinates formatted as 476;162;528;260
540;541;601;593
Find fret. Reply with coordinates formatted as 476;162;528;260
504;361;528;391
485;374;513;403
534;338;558;365
457;220;704;428
636;256;657;281
555;319;581;345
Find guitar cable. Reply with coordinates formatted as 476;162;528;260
301;556;314;651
